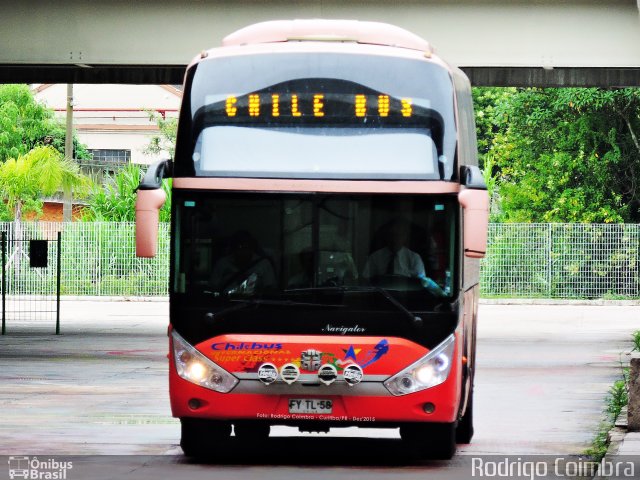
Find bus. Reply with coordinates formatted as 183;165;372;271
136;19;489;460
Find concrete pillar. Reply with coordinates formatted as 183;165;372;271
629;354;640;431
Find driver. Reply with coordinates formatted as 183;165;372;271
211;230;276;293
362;218;425;280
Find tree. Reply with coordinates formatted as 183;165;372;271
0;145;90;221
474;87;640;223
143;110;177;159
0;84;53;161
472;87;517;167
0;84;91;163
83;164;171;222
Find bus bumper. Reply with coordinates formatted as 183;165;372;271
169;345;462;425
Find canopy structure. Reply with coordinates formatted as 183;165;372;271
1;0;639;86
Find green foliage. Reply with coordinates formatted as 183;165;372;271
144;110;177;159
632;331;640;352
0;84;90;162
480;224;551;296
0;84;54;161
83;165;141;222
472;87;517;166
481;223;640;299
90;110;175;224
0;199;12;221
584;427;609;462
473;87;640;223
606;379;629;419
46;121;92;161
83;164;171;222
0;145;90;220
585;375;629;462
59;223;170;296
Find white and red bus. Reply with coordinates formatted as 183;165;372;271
136;19;489;460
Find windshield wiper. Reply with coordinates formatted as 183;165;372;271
285;286;423;328
205;297;343;322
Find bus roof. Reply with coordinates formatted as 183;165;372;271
222;19;434;54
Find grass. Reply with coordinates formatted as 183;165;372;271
585;378;629;461
584;334;636;462
601;292;638;301
633;331;640;352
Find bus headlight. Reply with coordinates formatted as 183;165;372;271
172;330;239;393
384;335;455;396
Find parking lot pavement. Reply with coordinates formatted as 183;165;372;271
0;299;175;455
468;303;638;455
0;299;637;456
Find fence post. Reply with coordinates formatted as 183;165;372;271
97;223;102;296
55;231;61;335
1;231;5;335
547;223;553;298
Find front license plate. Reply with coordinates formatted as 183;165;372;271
288;399;333;414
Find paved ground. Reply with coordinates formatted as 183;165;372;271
0;300;637;478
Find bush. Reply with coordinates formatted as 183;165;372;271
83;164;171;222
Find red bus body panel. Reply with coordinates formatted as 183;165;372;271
169;332;463;424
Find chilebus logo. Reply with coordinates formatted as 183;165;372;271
211;342;283;351
8;456;73;480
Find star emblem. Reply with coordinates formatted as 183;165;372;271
342;346;361;361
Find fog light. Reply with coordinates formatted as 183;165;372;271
210;372;224;386
318;364;338;385
400;376;414;390
188;398;201;410
258;363;278;385
423;402;435;414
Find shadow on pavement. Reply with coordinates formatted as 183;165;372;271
178;436;449;467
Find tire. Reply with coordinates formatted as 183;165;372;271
180;418;232;458
400;422;457;460
456;389;474;444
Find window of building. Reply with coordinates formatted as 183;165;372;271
87;149;131;165
81;149;132;181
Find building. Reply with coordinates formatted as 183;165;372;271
31;84;181;220
34;83;181;169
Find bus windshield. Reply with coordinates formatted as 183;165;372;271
173;192;457;312
176;53;457;180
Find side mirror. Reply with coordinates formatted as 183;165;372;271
135;160;172;258
136;189;167;257
458;166;489;259
459;165;486;190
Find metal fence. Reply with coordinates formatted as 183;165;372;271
481;223;640;299
0;222;170;297
0;222;638;299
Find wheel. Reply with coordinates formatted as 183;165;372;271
456;388;474;444
233;421;270;440
180;418;232;458
400;422;456;460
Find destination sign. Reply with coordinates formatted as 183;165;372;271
194;79;443;138
222;93;414;120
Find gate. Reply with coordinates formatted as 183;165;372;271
1;229;62;335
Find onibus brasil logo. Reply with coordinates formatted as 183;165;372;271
8;457;73;479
